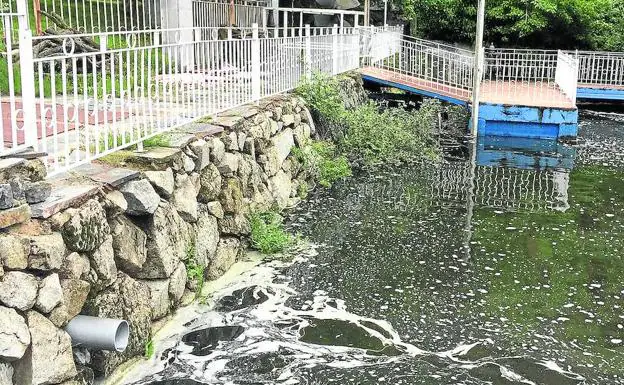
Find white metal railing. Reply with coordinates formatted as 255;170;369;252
19;24;366;174
193;0;267;28
575;51;624;87
364;33;474;101
1;0;37;156
274;7;365;31
481;48;576;107
555;50;579;102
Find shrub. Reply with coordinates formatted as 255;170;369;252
296;73;442;167
340;101;441;165
185;242;205;299
311;142;352;187
293;141;352;188
250;211;293;254
295;73;345;125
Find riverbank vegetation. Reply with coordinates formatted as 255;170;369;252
250;211;295;255
295;73;441;168
394;0;624;51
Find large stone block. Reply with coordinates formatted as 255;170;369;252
216;152;240;176
172;173;199;223
28;233;66;271
188;139;211;171
262;128;294;176
198;163;222;203
219;178;244;214
142;279;170;320
0;184;12;209
59;252;90;280
268;170;293;210
109;215;147;276
136;202;194;279
12;311;77;385
218;214;251;236
62;199;110;252
87;235;118;290
195;208;219;268
35;273;63;314
0;204;31;229
0;362;13;385
207;137;225;164
0;271;38;311
206;237;242;280
168;262;187;304
24;181;52;204
0;235;28;270
144;168;175;199
83;273;151;377
0;306;30;361
60;279;91;321
120;179;161;216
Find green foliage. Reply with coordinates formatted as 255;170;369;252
340;101;440;165
297;73;441;167
144;339;154;359
297;181;310;199
295;73;345;125
249;211;294;255
310;142;353;187
293;142;353;188
185;242;205;300
404;0;624;50
142;134;170;148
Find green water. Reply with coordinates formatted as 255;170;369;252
281;111;624;384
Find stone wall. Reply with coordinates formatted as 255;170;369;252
0;94;316;385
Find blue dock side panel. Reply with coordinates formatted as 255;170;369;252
577;87;624;101
477;103;579;140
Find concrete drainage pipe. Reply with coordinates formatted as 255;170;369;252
65;315;130;352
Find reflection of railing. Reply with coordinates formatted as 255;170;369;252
473;166;570;212
337;161;571;214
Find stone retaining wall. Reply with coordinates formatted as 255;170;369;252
0;94;317;385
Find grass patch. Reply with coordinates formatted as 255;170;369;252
185;241;205;300
249;211;294;255
142;134;171;148
144;339;154;359
97;150;134;166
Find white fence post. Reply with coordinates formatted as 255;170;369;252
332;24;338;75
252;23;261;102
304;24;312;79
16;0;37;149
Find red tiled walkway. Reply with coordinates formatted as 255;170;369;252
2;101;129;147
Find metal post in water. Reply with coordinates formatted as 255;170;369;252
470;0;486;137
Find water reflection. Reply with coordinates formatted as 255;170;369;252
125;112;623;385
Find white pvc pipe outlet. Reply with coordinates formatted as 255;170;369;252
65;315;130;352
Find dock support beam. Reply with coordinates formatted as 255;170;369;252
471;0;486;136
